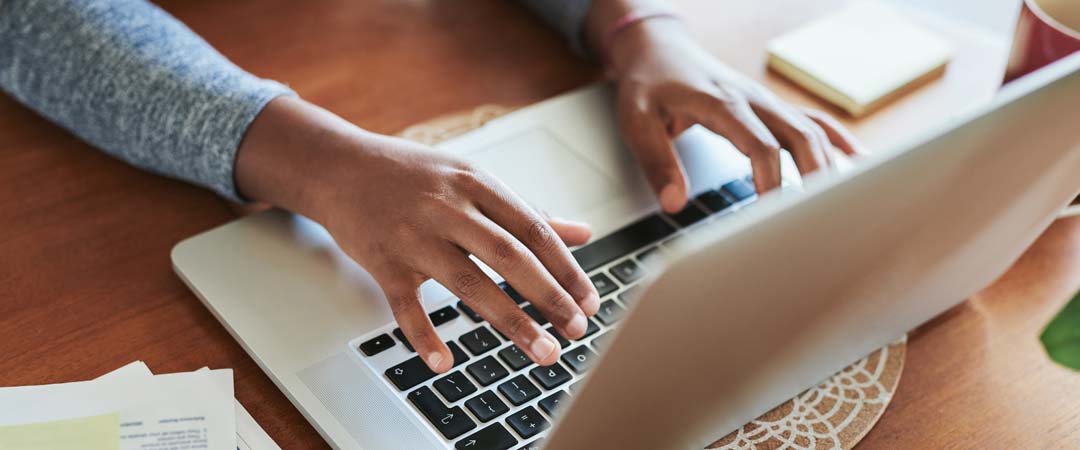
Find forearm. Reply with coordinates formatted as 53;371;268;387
0;0;293;201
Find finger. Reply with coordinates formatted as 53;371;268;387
381;275;452;373
808;119;839;168
547;217;591;246
470;176;600;317
537;209;592;246
801;107;867;156
451;212;590;339
749;102;830;175
686;91;783;192
616;92;689;213
427;244;562;365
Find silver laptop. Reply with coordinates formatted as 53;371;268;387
172;53;1080;450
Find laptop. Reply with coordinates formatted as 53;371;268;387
172;53;1080;450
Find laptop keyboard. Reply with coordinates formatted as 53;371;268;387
352;177;757;450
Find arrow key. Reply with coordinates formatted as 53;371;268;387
455;423;517;450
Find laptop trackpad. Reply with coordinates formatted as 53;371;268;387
298;352;440;450
466;129;624;219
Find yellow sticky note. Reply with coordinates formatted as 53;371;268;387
767;1;953;116
0;414;119;450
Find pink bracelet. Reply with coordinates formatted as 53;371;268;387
601;9;680;78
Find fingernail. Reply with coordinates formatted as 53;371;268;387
659;183;683;212
566;314;587;337
580;293;600;317
530;335;558;362
552;216;589;228
426;352;444;371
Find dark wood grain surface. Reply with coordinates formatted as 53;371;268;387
2;1;1077;449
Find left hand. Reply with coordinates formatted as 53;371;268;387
598;15;865;213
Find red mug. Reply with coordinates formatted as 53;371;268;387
1004;0;1080;83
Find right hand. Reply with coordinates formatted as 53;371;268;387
235;97;601;373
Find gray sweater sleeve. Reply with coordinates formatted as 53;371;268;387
0;0;589;202
518;0;595;56
0;0;294;201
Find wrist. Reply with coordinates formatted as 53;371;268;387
605;18;688;79
584;0;689;79
234;96;367;222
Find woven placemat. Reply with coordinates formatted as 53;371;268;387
399;106;907;450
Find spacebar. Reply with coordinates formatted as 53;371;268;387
572;214;676;272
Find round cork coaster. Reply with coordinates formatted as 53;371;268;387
399;106;907;450
706;338;906;450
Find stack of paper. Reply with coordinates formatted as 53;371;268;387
0;361;280;450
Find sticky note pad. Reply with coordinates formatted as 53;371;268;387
0;414;119;450
766;1;953;117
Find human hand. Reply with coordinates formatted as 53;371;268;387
235;97;600;373
589;6;865;213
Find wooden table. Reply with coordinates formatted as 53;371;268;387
2;1;1078;448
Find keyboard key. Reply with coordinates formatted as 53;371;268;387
465;390;510;423
635;246;665;270
497;345;532;371
722;179;756;201
358;333;395;356
591;332;612;351
661;233;688;252
448;342;471;367
667;203;708;227
429;305;460;327
538;391;566;416
544;327;570;348
500;282;528;304
458;301;483;322
434;371;477;403
569;380;585;395
562;346;598;374
696;189;733;213
595;300;625;326
461;327;501;356
528;363;572;390
579;319;600;340
572;214;676;272
408;386;476;439
467;356;509;387
392;328;415;352
618;285;642;306
386;357;435;391
385;342;470;391
522;304;548;325
518;440;544;450
506;406;549;439
609;259;644;284
456;423;517;450
498;375;541;406
590;273;618;297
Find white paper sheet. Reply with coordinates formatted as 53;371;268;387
100;362;281;450
0;368;236;450
195;367;282;450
